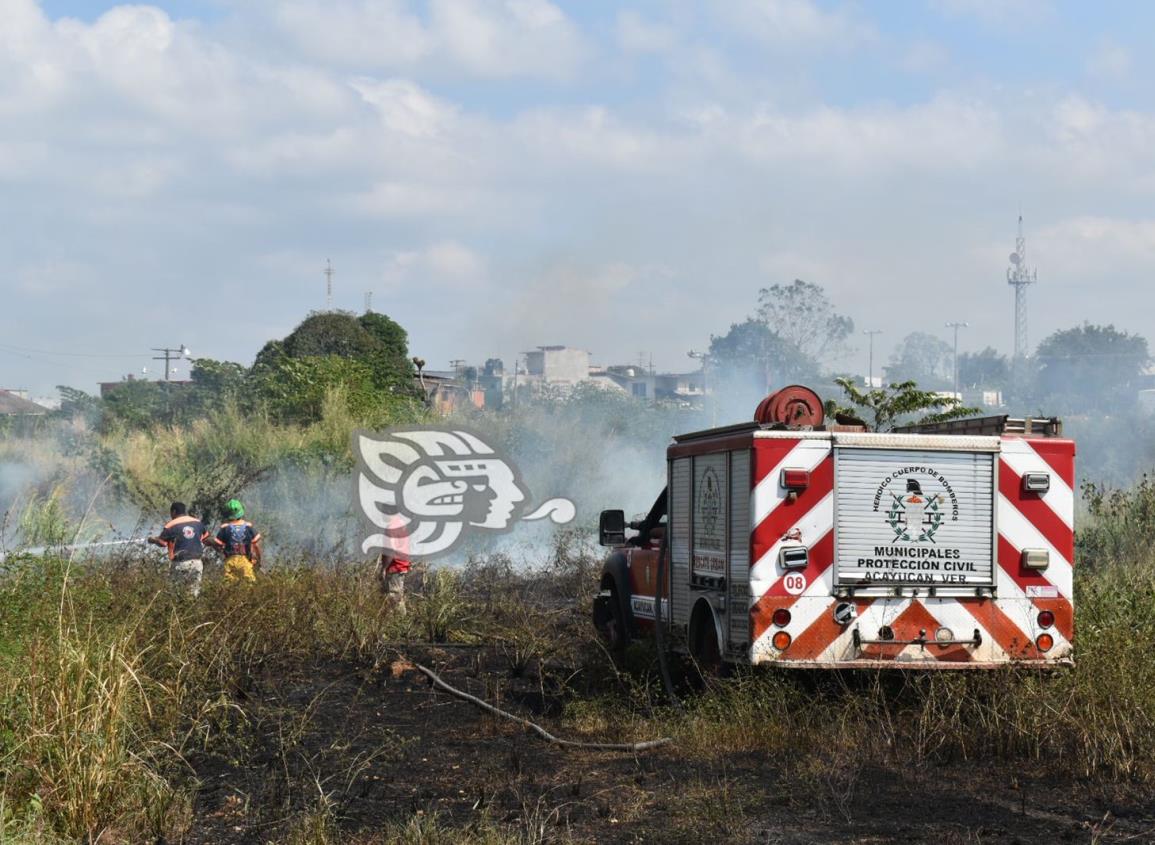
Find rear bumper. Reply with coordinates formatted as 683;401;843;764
750;655;1074;670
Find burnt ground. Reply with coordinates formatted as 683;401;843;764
182;647;1155;845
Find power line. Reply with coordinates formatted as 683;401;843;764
0;341;149;359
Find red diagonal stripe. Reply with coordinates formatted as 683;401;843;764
858;600;973;663
998;462;1074;561
997;535;1065;598
787;598;874;660
959;596;1051;659
750;530;834;641
752;437;804;486
1017;437;1075;489
751;454;833;565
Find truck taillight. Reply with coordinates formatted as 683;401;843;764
772;631;792;650
1036;633;1054;652
772;608;791;627
1037;610;1055;629
780;469;810;490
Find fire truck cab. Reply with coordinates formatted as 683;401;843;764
592;387;1075;670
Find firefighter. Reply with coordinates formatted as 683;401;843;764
147;501;207;597
373;512;410;612
211;498;262;583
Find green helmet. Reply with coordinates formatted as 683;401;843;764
225;498;245;519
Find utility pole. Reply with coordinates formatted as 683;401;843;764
862;330;882;388
945;321;969;397
324;259;334;310
151;344;190;381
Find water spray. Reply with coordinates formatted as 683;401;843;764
0;538;148;564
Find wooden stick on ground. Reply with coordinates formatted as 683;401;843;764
410;659;672;753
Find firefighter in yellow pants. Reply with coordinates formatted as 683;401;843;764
211;499;262;582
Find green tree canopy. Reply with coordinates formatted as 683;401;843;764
958;347;1009;390
707;318;819;393
829;378;979;432
884;332;953;390
756;279;854;364
1034;323;1149;410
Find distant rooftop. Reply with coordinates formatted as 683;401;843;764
0;390;51;416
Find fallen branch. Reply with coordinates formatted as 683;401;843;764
410;659;672;753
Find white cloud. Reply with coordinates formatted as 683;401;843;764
351;77;458;138
734;95;1005;170
615;10;679;54
716;0;876;50
261;0;586;79
1086;40;1132;82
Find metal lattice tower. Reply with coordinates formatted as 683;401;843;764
324;259;334;310
1006;216;1037;360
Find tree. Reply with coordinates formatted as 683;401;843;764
707;318;819;394
250;311;419;421
1034;323;1149;410
958;347;1009;390
829;378;979;432
884;332;953;389
756;279;854;364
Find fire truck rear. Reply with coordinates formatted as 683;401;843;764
592;386;1074;670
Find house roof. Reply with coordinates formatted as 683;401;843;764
0;390;50;415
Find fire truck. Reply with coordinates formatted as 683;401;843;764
592;386;1074;670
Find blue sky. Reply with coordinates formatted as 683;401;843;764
4;0;1155;397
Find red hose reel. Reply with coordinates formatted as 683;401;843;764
754;385;825;428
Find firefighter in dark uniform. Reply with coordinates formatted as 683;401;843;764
210;498;262;583
147;501;208;597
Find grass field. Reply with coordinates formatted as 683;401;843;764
1;509;1155;843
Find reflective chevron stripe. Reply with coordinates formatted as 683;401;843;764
748;435;1075;666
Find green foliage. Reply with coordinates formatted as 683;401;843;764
756;279;854;365
830;377;980;431
707;318;818;391
1078;475;1155;566
1034;322;1149;410
958;346;1009;390
883;331;953;389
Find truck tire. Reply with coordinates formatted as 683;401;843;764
688;600;723;680
593;585;629;652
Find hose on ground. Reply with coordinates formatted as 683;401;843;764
410;659;671;752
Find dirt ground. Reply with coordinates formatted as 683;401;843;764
182;646;1155;845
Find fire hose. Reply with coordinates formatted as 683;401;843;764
0;538;147;564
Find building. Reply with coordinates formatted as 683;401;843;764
0;389;50;416
588;366;706;402
523;346;590;386
417;370;485;415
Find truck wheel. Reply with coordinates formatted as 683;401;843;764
688;602;723;680
593;586;628;652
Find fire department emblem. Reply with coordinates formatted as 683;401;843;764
698;467;722;537
885;479;944;542
354;428;576;558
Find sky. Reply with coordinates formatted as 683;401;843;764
4;0;1155;397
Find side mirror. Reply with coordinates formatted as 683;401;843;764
598;509;626;546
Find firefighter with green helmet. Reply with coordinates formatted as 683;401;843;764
210;498;263;582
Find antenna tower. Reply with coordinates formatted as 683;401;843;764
1006;216;1037;360
324;259;334;310
364;290;373;313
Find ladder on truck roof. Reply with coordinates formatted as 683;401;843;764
893;414;1062;437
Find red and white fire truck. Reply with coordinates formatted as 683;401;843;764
593;386;1074;670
